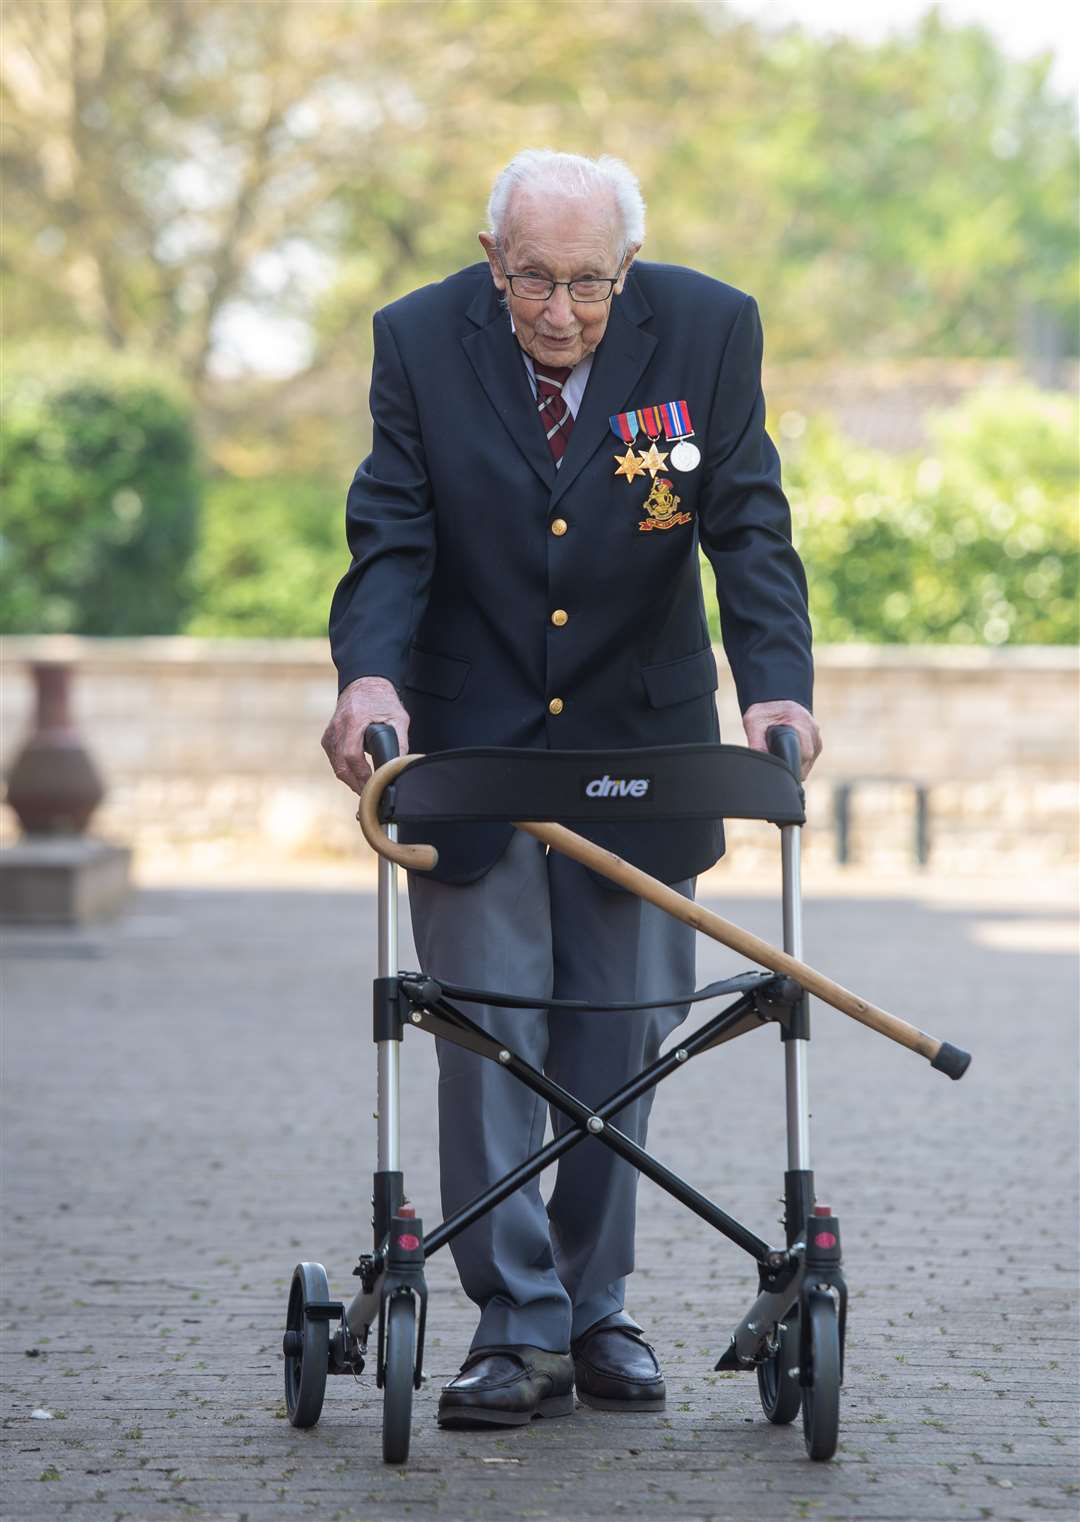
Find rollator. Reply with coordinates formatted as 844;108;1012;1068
280;725;971;1463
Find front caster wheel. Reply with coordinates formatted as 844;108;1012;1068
802;1290;840;1460
284;1262;330;1429
382;1293;416;1464
757;1308;801;1425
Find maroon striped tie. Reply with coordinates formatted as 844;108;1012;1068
533;363;574;463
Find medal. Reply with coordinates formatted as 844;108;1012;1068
670;440;701;472
614;402;698;480
614;445;647;483
660;400;700;472
637;442;669;478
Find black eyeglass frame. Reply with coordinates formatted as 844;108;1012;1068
495;250;622;304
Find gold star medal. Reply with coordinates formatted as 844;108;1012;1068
613;445;647;483
638;442;669;478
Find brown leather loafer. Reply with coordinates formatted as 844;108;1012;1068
437;1345;575;1428
571;1318;666;1411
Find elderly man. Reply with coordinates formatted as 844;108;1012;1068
323;149;820;1428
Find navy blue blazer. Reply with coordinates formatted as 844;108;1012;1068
329;260;812;884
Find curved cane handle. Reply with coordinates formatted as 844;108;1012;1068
356;753;439;871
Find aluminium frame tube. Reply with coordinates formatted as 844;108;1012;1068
781;823;811;1172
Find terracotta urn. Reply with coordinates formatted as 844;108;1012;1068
5;661;105;835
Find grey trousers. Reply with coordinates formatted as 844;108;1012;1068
408;828;695;1352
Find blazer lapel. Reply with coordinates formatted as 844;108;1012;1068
550;273;656;510
461;281;556;492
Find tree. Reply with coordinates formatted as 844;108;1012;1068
1;0;374;390
2;0;1075;429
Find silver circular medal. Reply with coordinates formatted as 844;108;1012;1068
670;440;701;472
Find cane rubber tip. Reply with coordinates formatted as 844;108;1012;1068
930;1041;972;1080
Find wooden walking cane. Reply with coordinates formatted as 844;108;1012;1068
358;755;970;1080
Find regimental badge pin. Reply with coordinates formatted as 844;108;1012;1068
638;477;693;533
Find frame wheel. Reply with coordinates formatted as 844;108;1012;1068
757;1308;801;1425
802;1290;840;1460
284;1262;330;1429
382;1293;416;1464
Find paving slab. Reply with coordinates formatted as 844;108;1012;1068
2;875;1077;1522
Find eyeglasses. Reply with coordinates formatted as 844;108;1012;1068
497;253;619;304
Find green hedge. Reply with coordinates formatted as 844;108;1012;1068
186;474;344;637
703;383;1077;645
789;384;1077;644
1;354;199;634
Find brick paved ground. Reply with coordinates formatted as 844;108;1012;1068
2;871;1077;1521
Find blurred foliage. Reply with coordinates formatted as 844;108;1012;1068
702;385;1077;645
186;474;342;636
2;0;1075;432
790;386;1078;644
0;350;199;634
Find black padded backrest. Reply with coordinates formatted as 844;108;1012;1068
384;745;805;827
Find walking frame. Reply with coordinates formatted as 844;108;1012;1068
280;724;971;1464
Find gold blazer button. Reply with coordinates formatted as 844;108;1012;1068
548;697;565;716
550;518;568;536
551;609;569;627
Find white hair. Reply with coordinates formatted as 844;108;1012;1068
487;149;646;250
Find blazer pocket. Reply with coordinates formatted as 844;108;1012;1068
403;644;471;701
641;646;719;709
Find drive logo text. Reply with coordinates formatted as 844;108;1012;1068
582;774;653;800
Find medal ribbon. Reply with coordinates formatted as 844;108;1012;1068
660;399;693;442
608;412;639;445
636;405;661;440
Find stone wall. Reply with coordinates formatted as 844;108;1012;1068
2;636;1076;872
